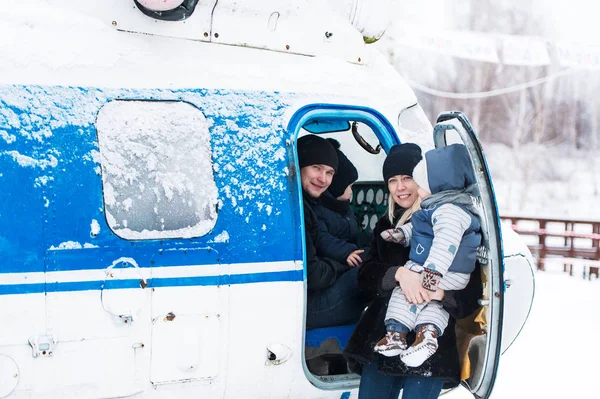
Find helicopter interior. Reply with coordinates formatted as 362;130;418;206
299;116;492;394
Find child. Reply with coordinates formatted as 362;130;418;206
373;143;482;368
312;139;366;268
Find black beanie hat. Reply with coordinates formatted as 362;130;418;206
297;135;339;171
382;143;423;183
327;139;359;198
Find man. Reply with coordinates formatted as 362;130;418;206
297;135;366;330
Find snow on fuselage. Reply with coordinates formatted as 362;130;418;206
0;1;534;398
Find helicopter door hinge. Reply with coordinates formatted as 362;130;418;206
28;334;57;358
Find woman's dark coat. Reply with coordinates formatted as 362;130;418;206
344;213;483;388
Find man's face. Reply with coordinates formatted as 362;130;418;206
301;164;335;198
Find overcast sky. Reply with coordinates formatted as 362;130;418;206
534;0;600;43
390;0;600;44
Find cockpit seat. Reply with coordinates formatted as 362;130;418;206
305;323;356;351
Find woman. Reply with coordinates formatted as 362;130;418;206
344;143;482;399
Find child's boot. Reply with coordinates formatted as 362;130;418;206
373;331;407;357
400;324;439;367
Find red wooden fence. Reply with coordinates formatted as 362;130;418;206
500;216;600;280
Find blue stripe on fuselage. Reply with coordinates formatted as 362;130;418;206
0;269;303;295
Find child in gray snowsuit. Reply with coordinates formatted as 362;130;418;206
373;144;482;368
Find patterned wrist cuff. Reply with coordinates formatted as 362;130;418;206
422;268;443;292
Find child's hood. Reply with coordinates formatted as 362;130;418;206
414;144;476;194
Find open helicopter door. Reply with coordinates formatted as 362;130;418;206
432;111;503;399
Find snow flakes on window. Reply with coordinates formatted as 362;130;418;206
82;149;100;164
90;219;100;237
273;147;286;161
48;241;99;250
34;176;53;187
3;151;38;168
49;241;83;250
1;86;295;242
0;130;16;144
194;90;292;223
2;150;58;170
96;100;218;240
0;85;107;144
24;127;53;143
209;231;230;243
0;107;20;130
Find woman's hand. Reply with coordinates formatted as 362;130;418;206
430;288;445;301
395;267;431;304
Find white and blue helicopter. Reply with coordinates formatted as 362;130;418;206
0;1;535;398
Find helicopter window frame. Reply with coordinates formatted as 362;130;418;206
95;100;218;241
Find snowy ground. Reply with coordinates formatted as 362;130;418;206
445;268;600;399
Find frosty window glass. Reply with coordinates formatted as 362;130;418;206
397;104;433;144
96;100;218;240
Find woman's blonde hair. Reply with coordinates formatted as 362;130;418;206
387;194;421;227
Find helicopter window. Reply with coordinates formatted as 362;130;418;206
397;103;432;141
96;100;218;240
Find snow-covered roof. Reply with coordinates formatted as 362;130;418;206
0;0;398;93
1;0;415;117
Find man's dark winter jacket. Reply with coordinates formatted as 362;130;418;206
344;213;482;388
303;195;351;291
311;191;361;263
